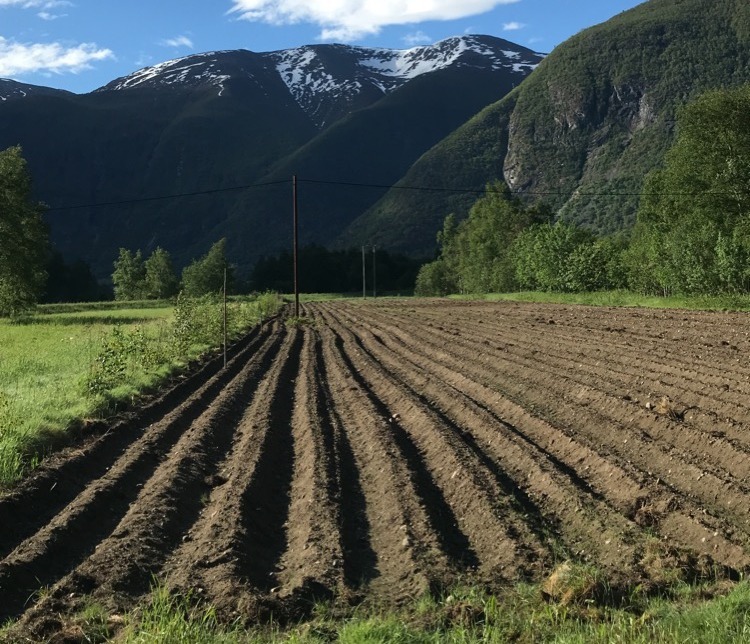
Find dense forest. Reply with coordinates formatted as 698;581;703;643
416;84;750;297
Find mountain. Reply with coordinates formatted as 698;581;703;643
0;79;70;102
345;0;750;256
0;36;542;277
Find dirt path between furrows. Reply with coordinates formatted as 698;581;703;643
4;300;750;641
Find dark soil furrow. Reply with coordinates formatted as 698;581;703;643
314;314;441;599
334;304;744;567
158;325;303;619
389;310;750;487
0;323;272;560
319;305;550;578
403;305;750;424
322;305;643;568
447;313;750;437
272;328;345;600
9;326;285;632
312;338;378;590
351;303;750;569
412;316;750;528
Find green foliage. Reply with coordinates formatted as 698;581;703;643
144;247;179;299
415;215;460;296
512;223;627;292
181;239;232;297
112;249;147;301
426;184;553;295
113;247;179;301
170;294;225;357
417;186;629;296
113;578;750;643
121;584;242;644
414;259;456;296
83;325;163;396
627;84;750;294
0;146;48;317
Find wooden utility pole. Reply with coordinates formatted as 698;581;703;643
362;245;366;299
223;267;228;369
293;175;300;317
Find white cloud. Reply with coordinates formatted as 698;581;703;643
0;0;72;8
0;37;113;76
502;21;524;31
37;10;66;19
160;35;194;48
228;0;521;40
402;30;431;46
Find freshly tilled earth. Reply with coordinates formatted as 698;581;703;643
3;299;750;640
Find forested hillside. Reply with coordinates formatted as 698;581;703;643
351;0;750;255
416;84;750;297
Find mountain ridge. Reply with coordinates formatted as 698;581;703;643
95;36;543;128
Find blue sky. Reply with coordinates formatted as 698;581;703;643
1;0;644;94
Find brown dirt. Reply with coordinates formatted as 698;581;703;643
3;300;750;640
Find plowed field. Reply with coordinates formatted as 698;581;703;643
4;299;750;640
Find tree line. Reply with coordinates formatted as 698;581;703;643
416;84;750;297
250;245;422;294
111;239;231;300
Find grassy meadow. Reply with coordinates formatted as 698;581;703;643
0;293;282;489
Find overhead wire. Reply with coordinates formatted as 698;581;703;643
42;176;743;213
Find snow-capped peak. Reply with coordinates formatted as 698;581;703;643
269;36;543;126
98;50;253;93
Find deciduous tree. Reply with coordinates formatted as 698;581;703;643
144;247;178;299
0;146;48;316
112;248;146;301
181;239;232;297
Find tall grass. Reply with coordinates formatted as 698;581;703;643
90;575;750;643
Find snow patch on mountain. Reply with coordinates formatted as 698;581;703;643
268;36;543;126
102;52;251;92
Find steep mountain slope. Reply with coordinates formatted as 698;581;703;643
218;62;530;270
346;0;750;256
0;36;542;276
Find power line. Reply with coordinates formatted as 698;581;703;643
44;179;289;213
42;175;747;213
